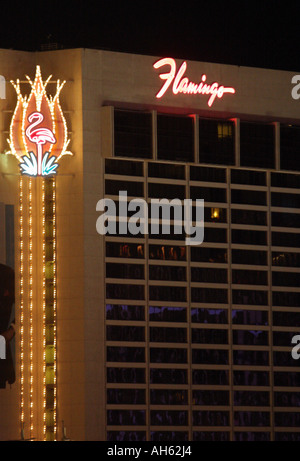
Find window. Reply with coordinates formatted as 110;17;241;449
106;326;145;342
150;327;187;343
272;231;300;248
198;118;235;165
273;311;300;327
106;304;145;321
190;186;227;202
232;269;268;285
272;271;300;287
151;432;188;442
191;308;228;324
280;125;300;171
148;162;185;180
272;212;300;228
232;309;268;326
106;283;145;300
114;109;152;159
192;349;229;365
193;432;230;441
105;158;144;176
240;122;275;169
106;242;144;259
231;189;267;206
105;179;144;197
106;263;144;279
231;209;267;226
191;247;227;263
149;265;186;282
232;229;267;246
271;192;300;208
107;431;146;441
233;370;269;386
150;390;188;405
274;392;300;407
272;251;300;267
107;367;145;383
191;267;227;283
191;288;228;304
233;330;268;346
232;249;267;265
274;372;300;387
192;390;229;406
149;245;186;261
150;368;187;384
204;227;227;243
192;329;228;344
149;286;186;302
193;410;229;426
234;391;269;406
192;369;229;385
149;306;187;323
157;114;194;162
231;169;266;186
151;410;188;426
232;289;268;305
190;165;227;182
234;411;270;427
271;171;300;188
107;389;145;405
273;291;300;307
148;183;186;200
107;347;145;363
150;348;187;364
107;410;146;426
273;331;297;346
233;350;269;366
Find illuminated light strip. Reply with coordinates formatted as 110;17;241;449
52;178;57;440
153;57;236;106
19;177;25;433
28;178;34;438
42;180;46;440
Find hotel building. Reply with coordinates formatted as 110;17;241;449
0;48;300;441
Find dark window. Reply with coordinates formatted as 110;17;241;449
233;350;269;366
151;410;188;426
149;285;186;302
150;327;187;343
240;122;275;169
107;431;146;441
106;242;144;259
150;347;187;363
233;370;269;386
232;289;268;305
193;410;229;426
192;328;228;344
106;346;145;363
274;372;300;387
231;189;267;206
107;389;145;405
231;169;266;186
272;212;300;228
271;192;300;208
157;114;194;162
114;109;152;159
273;291;300;307
148;162;185;180
198;118;235;165
190;186;227;202
148;183;186;200
192;390;229;406
232;249;267;266
234;411;270;427
233;330;268;346
274;351;299;367
191;247;227;263
232;229;267;245
149;306;187;323
191;287;228;304
234;391;269;406
204;207;227;223
107;367;145;383
150;368;187;384
280;125;300;171
190;165;227;182
275;412;300;427
271;171;300;188
149;245;186;261
193;432;230;441
106;326;145;342
151;432;188;442
106;304;145;321
234;432;270;441
191;308;228;324
231;209;267;226
105;179;144;197
232;309;268;326
274;392;300;407
272;231;300;248
272;271;300;287
105;158;144;176
273;311;300;327
106;263;144;279
272;251;300;267
106;283;145;300
107;409;146;426
191;267;227;283
192;369;229;385
192;349;229;365
273;331;298;346
275;433;300;441
149;265;186;282
204;227;227;243
232;269;268;285
150;389;188;405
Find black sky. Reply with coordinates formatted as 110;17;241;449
2;0;300;71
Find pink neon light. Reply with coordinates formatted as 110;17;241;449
153;57;235;107
25;112;56;176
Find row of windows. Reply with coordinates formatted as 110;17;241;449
106;347;298;366
106;158;300;188
113;110;300;172
107;430;300;442
106;368;300;386
106;305;300;327
106;408;300;427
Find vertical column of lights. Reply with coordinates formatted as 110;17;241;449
19;176;25;433
29;178;34;439
43;178;57;441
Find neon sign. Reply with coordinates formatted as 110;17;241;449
7;66;72;176
153;57;235;107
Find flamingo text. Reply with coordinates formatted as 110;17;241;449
153;57;235;107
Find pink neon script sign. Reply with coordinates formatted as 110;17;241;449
153;57;235;107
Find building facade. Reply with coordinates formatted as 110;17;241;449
0;48;300;441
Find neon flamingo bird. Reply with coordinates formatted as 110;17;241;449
25;112;56;176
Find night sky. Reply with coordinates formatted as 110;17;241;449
1;0;300;72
